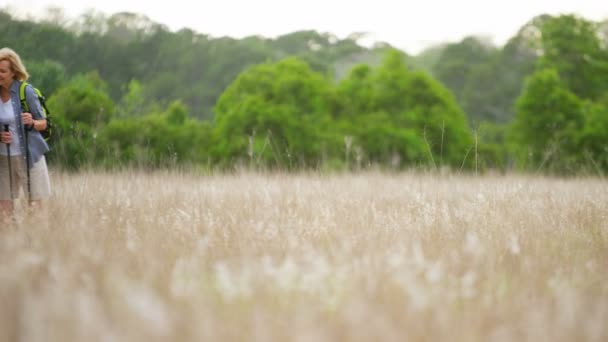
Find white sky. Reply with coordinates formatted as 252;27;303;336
3;0;608;54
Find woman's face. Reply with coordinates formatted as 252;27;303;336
0;60;15;89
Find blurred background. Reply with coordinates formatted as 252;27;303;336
1;2;607;175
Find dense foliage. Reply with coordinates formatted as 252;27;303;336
1;8;606;174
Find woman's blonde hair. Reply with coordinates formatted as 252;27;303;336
0;47;29;81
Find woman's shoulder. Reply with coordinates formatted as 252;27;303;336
9;79;36;97
21;82;41;102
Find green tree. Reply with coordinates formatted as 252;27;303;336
335;64;376;117
509;68;584;172
539;15;608;101
459;33;537;124
433;37;497;111
24;59;66;97
116;79;149;118
213;57;335;169
343;112;427;168
508;14;608;174
336;50;473;169
46;72;115;169
577;101;608;173
98;100;212;168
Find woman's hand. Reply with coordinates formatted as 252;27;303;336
22;112;34;128
1;131;11;144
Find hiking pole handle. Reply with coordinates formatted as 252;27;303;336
4;124;10;148
3;124;8;144
4;124;14;204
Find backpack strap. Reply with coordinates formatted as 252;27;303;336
19;82;48;118
19;81;30;113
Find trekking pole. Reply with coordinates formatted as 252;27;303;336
4;124;14;204
25;126;31;204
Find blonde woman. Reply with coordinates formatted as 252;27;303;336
0;47;51;221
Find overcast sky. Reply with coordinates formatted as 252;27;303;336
4;0;607;54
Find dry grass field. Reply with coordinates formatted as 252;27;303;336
1;169;607;342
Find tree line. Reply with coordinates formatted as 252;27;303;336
1;8;607;174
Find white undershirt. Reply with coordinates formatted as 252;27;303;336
0;98;23;156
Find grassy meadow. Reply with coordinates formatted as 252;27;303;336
1;169;607;341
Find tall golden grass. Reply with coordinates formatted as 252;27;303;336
1;170;607;341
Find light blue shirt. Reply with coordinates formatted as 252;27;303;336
0;98;24;155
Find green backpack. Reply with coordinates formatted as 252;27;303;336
19;82;52;141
